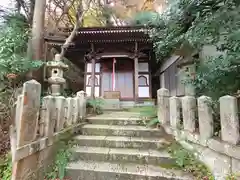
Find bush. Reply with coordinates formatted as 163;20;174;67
0;13;43;156
87;98;105;115
0;153;12;180
167;142;214;179
134;0;240;100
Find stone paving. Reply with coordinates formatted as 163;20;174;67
66;112;194;180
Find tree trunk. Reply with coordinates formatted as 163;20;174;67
27;0;46;81
29;0;35;25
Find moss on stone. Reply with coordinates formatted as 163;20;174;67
164;142;214;180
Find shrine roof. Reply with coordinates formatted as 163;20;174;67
45;26;151;45
76;26;148;34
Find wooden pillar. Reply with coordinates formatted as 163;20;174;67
134;42;139;103
91;43;95;99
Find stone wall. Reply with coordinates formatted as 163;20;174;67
157;88;240;179
10;80;87;180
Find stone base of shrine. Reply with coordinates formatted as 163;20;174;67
102;99;121;110
102;99;155;110
121;100;155;109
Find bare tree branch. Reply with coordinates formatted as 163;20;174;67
59;0;93;59
16;0;31;21
14;0;35;24
54;0;77;32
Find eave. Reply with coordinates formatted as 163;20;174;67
44;26;151;45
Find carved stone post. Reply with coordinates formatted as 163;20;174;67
12;80;41;180
169;96;181;128
198;96;214;140
157;88;170;125
46;54;68;96
182;96;196;133
220;95;240;144
77;91;86;120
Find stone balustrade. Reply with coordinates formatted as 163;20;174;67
157;88;240;179
11;80;87;180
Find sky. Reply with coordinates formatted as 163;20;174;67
0;0;14;9
0;0;15;23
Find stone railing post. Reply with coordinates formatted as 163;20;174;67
16;80;41;145
220;95;240;144
42;96;54;137
66;97;74;126
182;96;196;133
77;91;86;120
55;96;65;132
198;96;214;140
169;96;181;129
12;80;41;180
72;97;79;124
157;88;170;125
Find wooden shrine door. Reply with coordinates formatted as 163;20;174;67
101;58;134;99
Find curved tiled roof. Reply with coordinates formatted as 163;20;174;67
45;26;151;44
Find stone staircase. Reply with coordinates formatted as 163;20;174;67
66;112;193;180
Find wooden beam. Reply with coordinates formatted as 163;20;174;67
91;43;95;99
134;42;139;103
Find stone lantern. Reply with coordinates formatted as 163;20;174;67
46;54;68;96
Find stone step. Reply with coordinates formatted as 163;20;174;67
66;160;194;180
81;124;165;137
86;116;145;126
71;146;175;166
88;111;142;118
73;135;171;149
88;111;142;117
103;109;125;112
102;99;121;110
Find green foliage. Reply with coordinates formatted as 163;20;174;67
62;89;75;97
147;0;240;61
167;142;214;179
87;98;105;115
0;12;43;113
139;106;157;118
0;153;12;180
0;13;43;78
187;1;240;98
83;5;107;27
190;55;240;99
127;106;159;127
0;13;44;157
136;0;240;99
128;106;157;117
44;141;73;180
146;118;159;127
131;11;160;26
226;173;240;180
